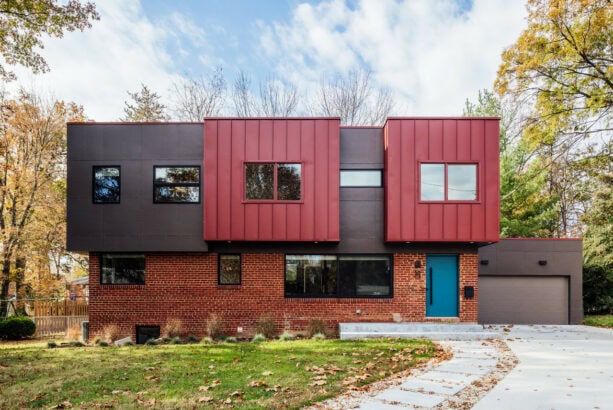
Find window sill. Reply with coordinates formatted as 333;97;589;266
242;200;304;204
418;200;481;204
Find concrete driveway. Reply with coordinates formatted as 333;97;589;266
474;325;613;410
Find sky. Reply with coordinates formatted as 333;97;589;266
7;0;528;121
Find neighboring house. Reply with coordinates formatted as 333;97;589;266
66;117;581;342
66;276;89;302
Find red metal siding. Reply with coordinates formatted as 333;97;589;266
384;118;500;243
204;118;340;242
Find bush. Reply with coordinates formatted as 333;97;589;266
123;340;135;346
145;338;158;346
158;337;171;344
47;341;57;348
207;313;224;339
306;319;327;338
224;336;237;343
185;335;198;343
311;333;326;340
170;336;182;344
0;316;36;340
251;333;266;343
200;336;213;344
102;324;121;342
279;331;294;341
96;340;109;347
69;340;84;347
255;313;277;339
162;318;184;338
583;265;613;314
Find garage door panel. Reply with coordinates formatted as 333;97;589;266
479;276;569;324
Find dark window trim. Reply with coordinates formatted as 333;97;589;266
284;253;394;299
418;161;480;203
218;253;242;285
340;169;383;187
153;165;201;204
92;165;121;204
243;161;303;203
100;253;146;285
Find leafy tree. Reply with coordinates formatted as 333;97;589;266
172;66;226;121
0;0;99;80
121;84;169;122
463;89;558;237
495;0;612;149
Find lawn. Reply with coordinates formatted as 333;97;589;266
0;338;437;409
583;314;613;328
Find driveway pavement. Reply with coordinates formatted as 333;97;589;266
474;325;613;410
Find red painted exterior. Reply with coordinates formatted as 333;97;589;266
384;118;500;243
204;118;340;241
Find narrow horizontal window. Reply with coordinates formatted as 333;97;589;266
245;163;301;201
101;254;145;285
153;166;200;203
420;163;477;201
340;170;382;187
93;166;120;203
219;254;241;285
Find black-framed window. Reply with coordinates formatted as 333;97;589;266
420;163;477;201
218;254;241;285
153;166;200;203
285;254;392;298
245;163;301;201
100;254;145;285
340;170;382;187
93;166;120;203
136;326;160;345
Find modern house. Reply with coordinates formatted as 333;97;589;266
66;117;582;342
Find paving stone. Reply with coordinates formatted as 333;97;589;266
400;378;465;395
357;399;412;409
374;388;446;407
435;362;494;375
421;370;482;384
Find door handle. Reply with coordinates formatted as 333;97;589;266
429;267;433;305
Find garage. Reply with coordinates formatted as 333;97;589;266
479;276;569;324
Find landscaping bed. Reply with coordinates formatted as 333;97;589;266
0;337;438;409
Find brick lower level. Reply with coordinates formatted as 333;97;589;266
88;252;478;340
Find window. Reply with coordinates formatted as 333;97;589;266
219;254;241;285
420;163;477;201
153;166;200;203
245;163;301;201
136;326;160;345
93;166;120;203
340;170;382;187
100;254;145;285
285;255;392;298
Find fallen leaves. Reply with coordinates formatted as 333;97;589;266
248;380;267;387
262;371;273;376
198;396;213;403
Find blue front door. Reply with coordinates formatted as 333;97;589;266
426;255;458;317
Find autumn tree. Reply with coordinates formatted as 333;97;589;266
314;68;394;126
172;66;226;121
0;91;85;312
0;0;99;80
121;84;169;122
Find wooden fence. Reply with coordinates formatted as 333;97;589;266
34;316;88;337
32;300;88;317
2;299;88;338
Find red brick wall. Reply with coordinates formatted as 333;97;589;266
89;252;478;340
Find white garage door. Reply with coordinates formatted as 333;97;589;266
479;276;569;324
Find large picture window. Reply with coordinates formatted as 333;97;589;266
100;254;145;285
285;255;392;298
93;166;120;203
245;163;301;201
420;163;477;201
153;166;200;203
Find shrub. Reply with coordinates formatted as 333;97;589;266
158;337;171;344
311;333;326;340
185;335;198;343
200;336;213;344
145;338;158;346
47;341;57;348
306;319;327;338
65;324;81;341
0;316;36;340
162;318;184;338
102;324;120;342
255;313;277;339
123;340;135;346
207;313;224;339
97;340;109;347
224;336;237;343
251;333;266;343
279;331;294;341
170;336;182;344
69;340;84;347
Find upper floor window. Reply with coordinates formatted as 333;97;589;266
154;166;200;203
245;163;301;201
340;170;382;187
93;166;120;203
420;163;477;201
101;254;145;285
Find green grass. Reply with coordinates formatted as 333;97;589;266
0;338;436;409
583;314;613;328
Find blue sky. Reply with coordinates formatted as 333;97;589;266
8;0;527;120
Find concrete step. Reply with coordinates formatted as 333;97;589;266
339;322;501;341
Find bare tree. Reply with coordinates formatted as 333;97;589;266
232;70;257;117
172;66;226;121
259;76;298;117
314;68;394;126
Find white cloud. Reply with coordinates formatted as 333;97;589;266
259;0;528;115
8;0;206;120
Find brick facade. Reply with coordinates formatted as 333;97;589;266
89;252;478;340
